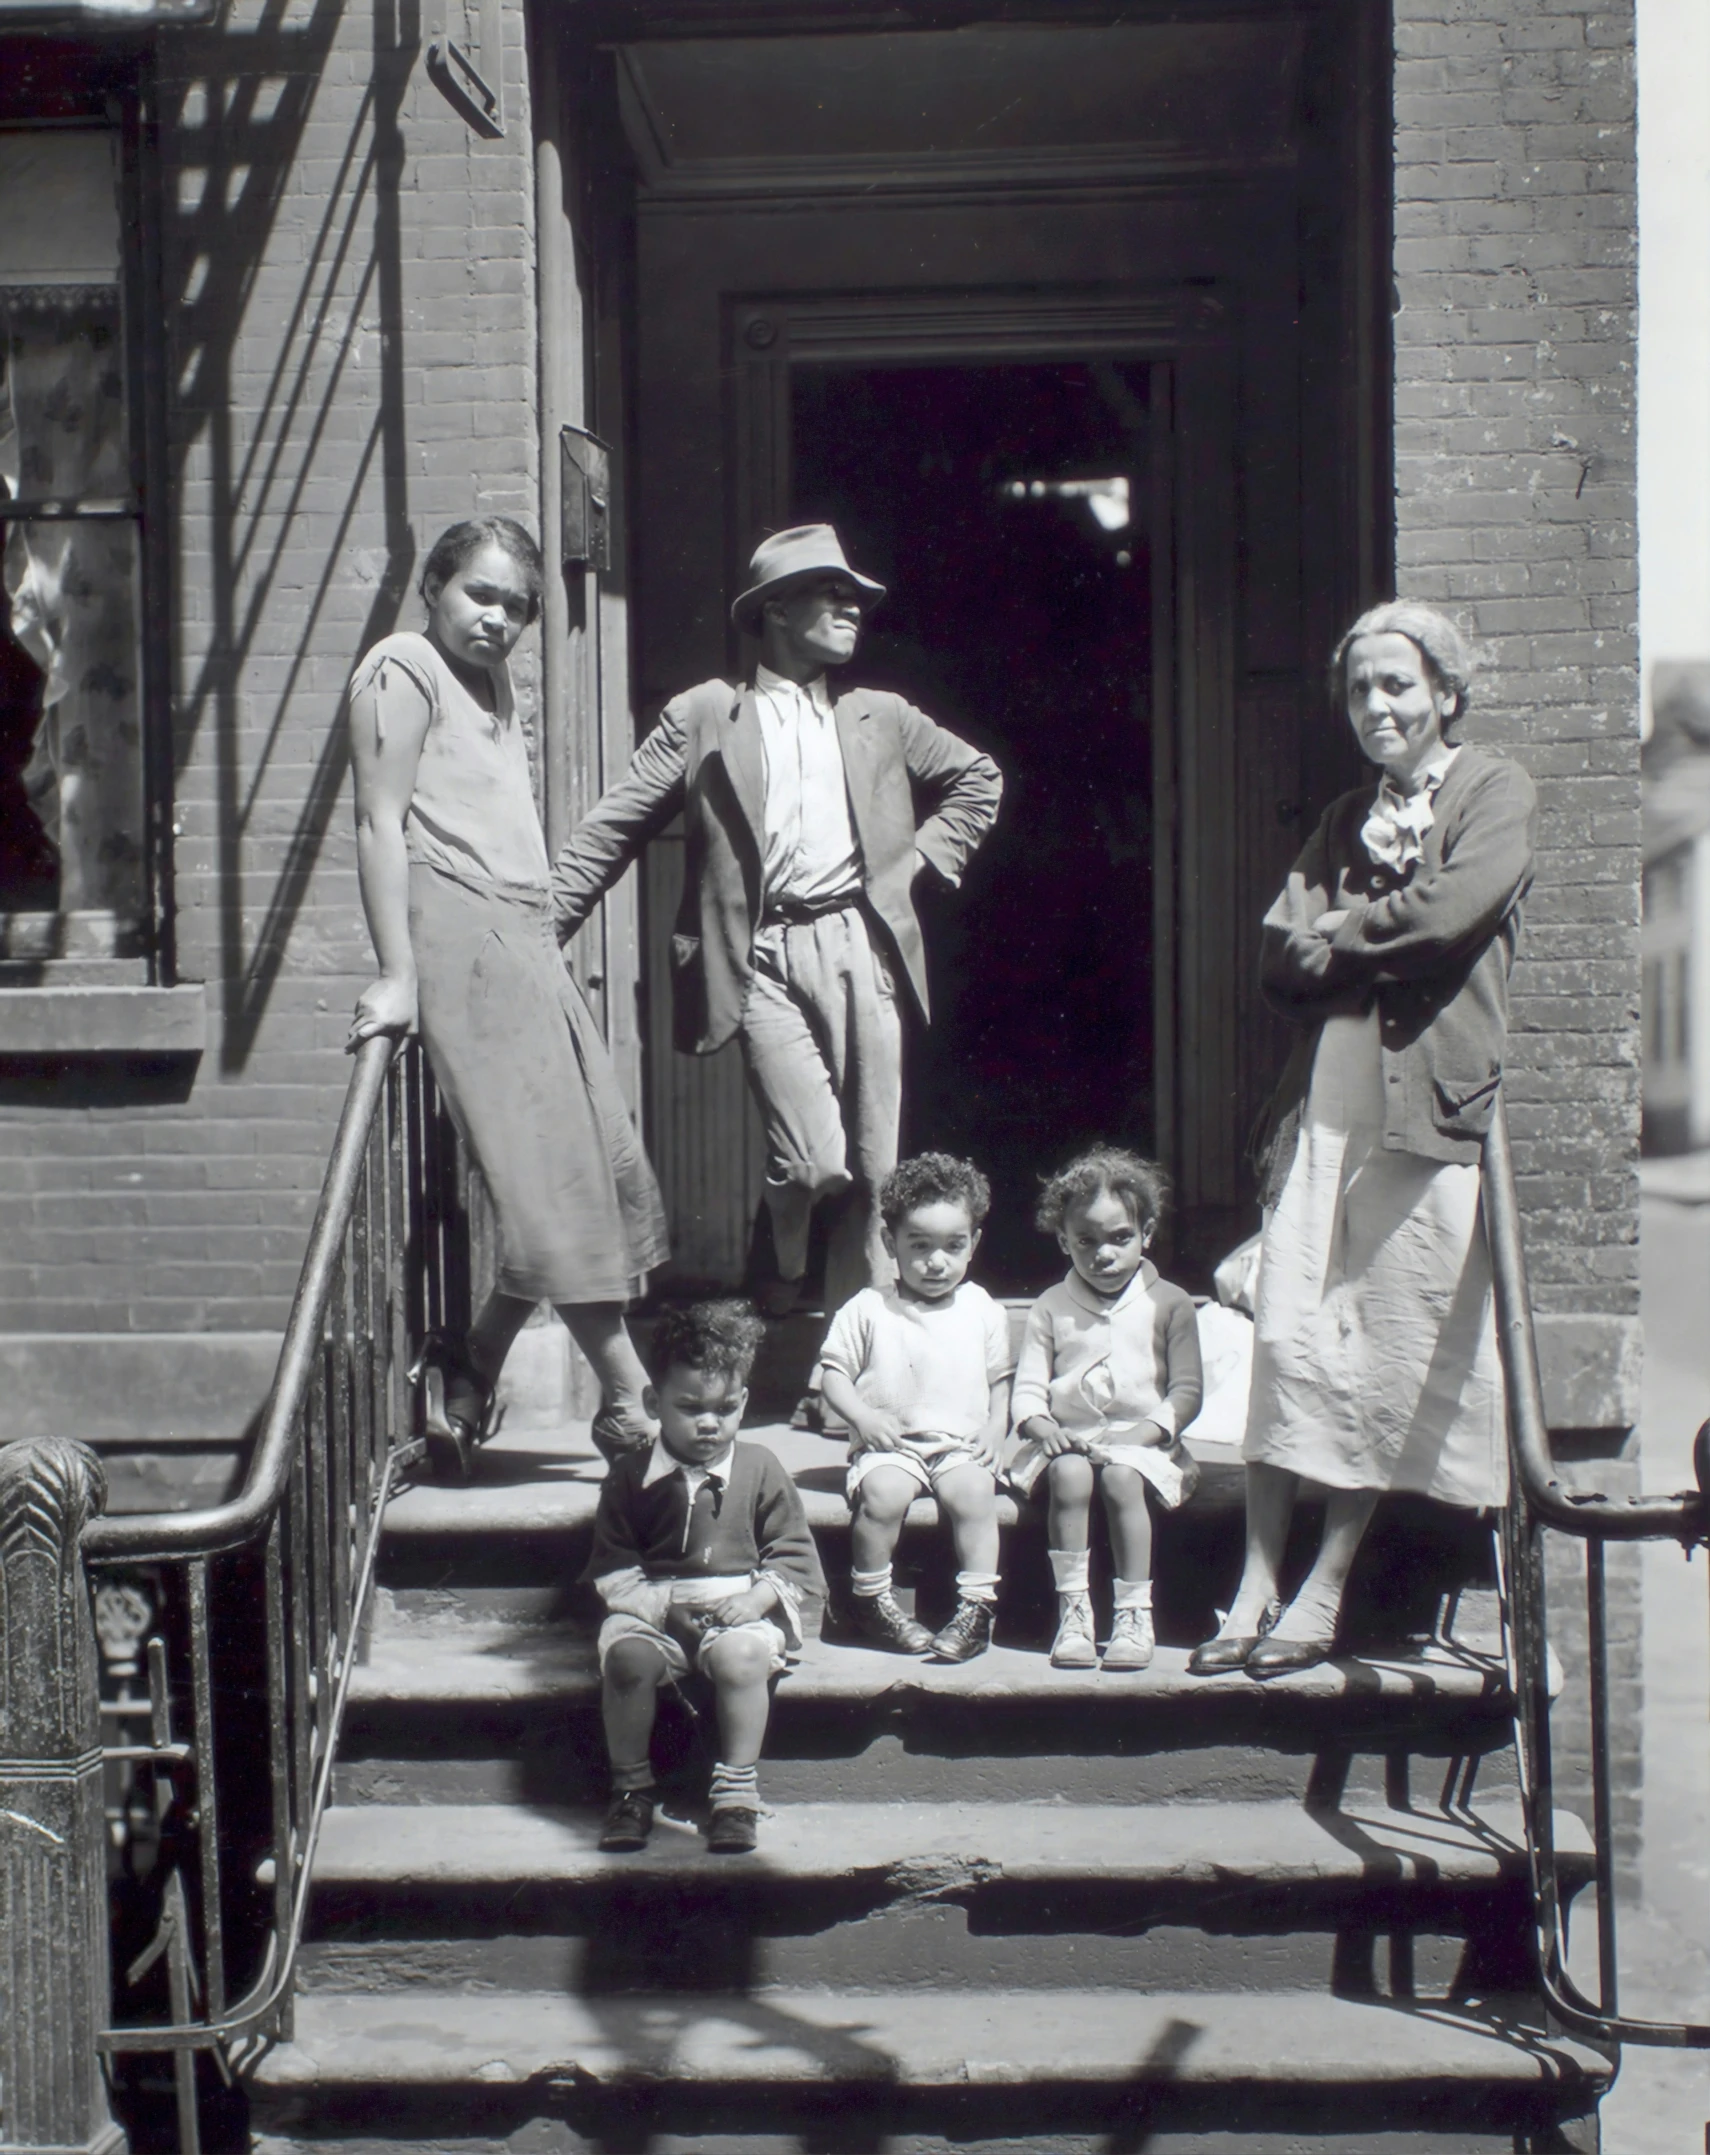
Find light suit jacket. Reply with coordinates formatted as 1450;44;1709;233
550;677;1002;1054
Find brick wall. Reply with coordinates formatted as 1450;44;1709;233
0;0;539;1337
1394;0;1643;1873
1393;0;1641;1319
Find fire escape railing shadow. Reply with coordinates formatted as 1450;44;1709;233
1484;1092;1710;2053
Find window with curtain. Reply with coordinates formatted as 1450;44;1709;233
0;125;146;963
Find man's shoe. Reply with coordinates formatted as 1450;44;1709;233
851;1590;933;1655
1102;1604;1155;1671
706;1805;759;1854
1049;1593;1098;1669
929;1598;994;1664
598;1787;655;1852
789;1390;826;1433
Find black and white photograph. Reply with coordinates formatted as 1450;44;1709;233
0;0;1706;2147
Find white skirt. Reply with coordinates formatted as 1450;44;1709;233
1241;1009;1506;1507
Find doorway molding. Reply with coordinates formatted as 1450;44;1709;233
725;281;1241;1210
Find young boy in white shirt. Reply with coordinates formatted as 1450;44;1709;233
819;1153;1013;1663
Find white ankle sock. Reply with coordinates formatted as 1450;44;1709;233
956;1570;1001;1606
1049;1548;1091;1594
852;1565;891;1600
1112;1576;1153;1613
709;1760;759;1811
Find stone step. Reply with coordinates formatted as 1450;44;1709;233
339;1623;1517;1807
292;1797;1587;1998
378;1420;1495;1649
249;1986;1608;2153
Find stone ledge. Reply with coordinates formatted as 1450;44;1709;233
0;1331;280;1445
0;982;206;1055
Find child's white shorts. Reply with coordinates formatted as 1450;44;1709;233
598;1609;790;1682
846;1434;992;1506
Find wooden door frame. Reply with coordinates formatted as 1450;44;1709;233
723;283;1238;1213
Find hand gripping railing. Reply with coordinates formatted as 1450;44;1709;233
1483;1094;1710;2052
66;1036;469;2151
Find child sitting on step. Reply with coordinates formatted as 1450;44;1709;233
587;1299;824;1856
1009;1149;1203;1672
819;1153;1013;1664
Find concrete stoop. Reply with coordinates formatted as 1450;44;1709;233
249;1419;1610;2151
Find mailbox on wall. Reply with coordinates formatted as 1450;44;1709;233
560;425;612;573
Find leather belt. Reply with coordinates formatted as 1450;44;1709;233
761;889;864;928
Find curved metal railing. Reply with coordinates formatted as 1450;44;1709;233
1483;1093;1710;2051
86;1036;470;2145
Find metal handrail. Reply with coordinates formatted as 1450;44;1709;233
1484;1096;1707;1543
1482;1091;1710;2052
84;1035;394;1564
83;1032;469;2149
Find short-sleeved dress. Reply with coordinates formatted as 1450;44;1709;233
349;632;668;1304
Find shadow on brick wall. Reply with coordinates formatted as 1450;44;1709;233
165;0;420;1069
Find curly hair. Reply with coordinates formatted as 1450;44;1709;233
420;516;545;623
645;1298;766;1385
1329;600;1474;737
1035;1146;1168;1239
878;1151;992;1231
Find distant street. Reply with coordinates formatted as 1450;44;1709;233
1603;1170;1710;2153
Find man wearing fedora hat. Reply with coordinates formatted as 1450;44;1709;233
551;525;1001;1410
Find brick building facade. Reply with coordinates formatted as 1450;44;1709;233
0;0;1641;1824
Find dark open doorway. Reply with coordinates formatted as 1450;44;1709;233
792;362;1155;1288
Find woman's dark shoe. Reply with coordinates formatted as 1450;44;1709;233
598;1787;656;1852
1245;1634;1335;1681
590;1406;658;1468
408;1331;494;1485
1185;1600;1283;1677
706;1806;759;1854
929;1598;995;1664
850;1590;934;1655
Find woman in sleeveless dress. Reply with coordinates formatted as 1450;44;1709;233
1189;602;1536;1678
347;518;669;1477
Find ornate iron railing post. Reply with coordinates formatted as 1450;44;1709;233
1;1438;127;2155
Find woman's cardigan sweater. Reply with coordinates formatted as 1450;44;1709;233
1251;743;1536;1200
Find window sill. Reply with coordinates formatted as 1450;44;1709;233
0;983;206;1056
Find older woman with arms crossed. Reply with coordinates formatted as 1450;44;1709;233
1190;602;1536;1678
347;518;669;1477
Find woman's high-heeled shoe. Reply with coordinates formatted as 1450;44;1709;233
1245;1631;1336;1681
407;1331;495;1484
1185;1599;1283;1676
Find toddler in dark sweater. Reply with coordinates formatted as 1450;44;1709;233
587;1299;824;1854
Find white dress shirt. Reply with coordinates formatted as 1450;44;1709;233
752;662;864;910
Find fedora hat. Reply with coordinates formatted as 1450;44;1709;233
730;524;885;631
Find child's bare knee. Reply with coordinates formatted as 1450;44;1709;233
604;1638;666;1691
1100;1463;1150;1511
938;1465;996;1522
855;1471;914;1524
705;1629;774;1688
1048;1453;1096;1502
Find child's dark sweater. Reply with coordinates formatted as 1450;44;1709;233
585;1439;825;1639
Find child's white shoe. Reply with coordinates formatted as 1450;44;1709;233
1102;1603;1154;1671
1049;1593;1098;1669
